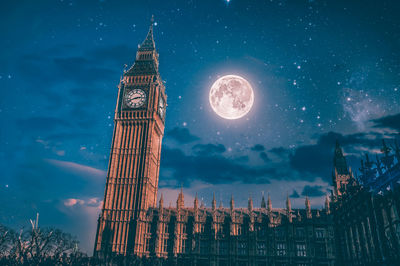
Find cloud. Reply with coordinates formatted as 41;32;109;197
250;144;265;152
288;131;394;181
64;198;85;207
63;197;102;208
269;147;289;157
372;112;400;132
17;117;71;132
301;185;326;197
88;45;136;66
166;127;200;144
192;143;226;155
53;56;117;85
290;190;300;198
160;147;277;186
45;159;106;179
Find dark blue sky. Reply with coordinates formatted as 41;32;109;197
1;0;400;253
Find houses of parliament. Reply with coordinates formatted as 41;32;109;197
93;18;400;265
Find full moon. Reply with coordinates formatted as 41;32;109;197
209;75;254;120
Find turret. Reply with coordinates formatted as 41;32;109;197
305;197;312;219
261;193;266;209
230;195;235;212
267;194;272;213
159;193;164;209
325;195;330;215
334;140;349;175
176;187;184;210
194;193;198;210
286;193;292;223
212;192;217;211
332;141;351;197
248;196;253;212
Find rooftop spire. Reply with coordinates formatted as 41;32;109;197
159;193;164;209
212;192;217;211
176;187;184;209
286;193;291;212
305;197;312;219
325;194;330;215
261;193;266;209
286;193;292;223
194;193;199;210
139;15;155;51
248;195;253;212
230;194;235;211
267;193;272;213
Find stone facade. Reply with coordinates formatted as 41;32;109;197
94;17;400;266
332;141;400;265
94;18;337;265
94;16;166;258
129;193;336;266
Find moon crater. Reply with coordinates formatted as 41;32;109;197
209;75;254;120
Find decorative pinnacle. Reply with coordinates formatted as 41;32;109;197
139;15;156;51
212;192;217;211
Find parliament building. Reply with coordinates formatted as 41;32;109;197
93;19;400;265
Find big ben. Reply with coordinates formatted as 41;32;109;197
94;16;166;257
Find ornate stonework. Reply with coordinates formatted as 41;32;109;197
94;18;337;265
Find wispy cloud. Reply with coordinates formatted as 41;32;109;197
45;159;106;179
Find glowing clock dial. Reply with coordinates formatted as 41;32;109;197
125;89;146;108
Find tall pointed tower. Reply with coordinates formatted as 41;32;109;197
94;16;166;257
332;141;351;197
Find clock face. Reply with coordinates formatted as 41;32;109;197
125;89;146;108
158;96;165;119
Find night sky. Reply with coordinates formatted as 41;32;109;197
1;0;400;253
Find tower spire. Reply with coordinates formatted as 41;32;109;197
177;187;184;210
194;193;199;210
230;194;235;211
334;140;349;175
261;193;266;209
139;15;155;51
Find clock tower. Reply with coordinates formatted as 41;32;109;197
94;16;166;257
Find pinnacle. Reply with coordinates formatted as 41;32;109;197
139;16;156;51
